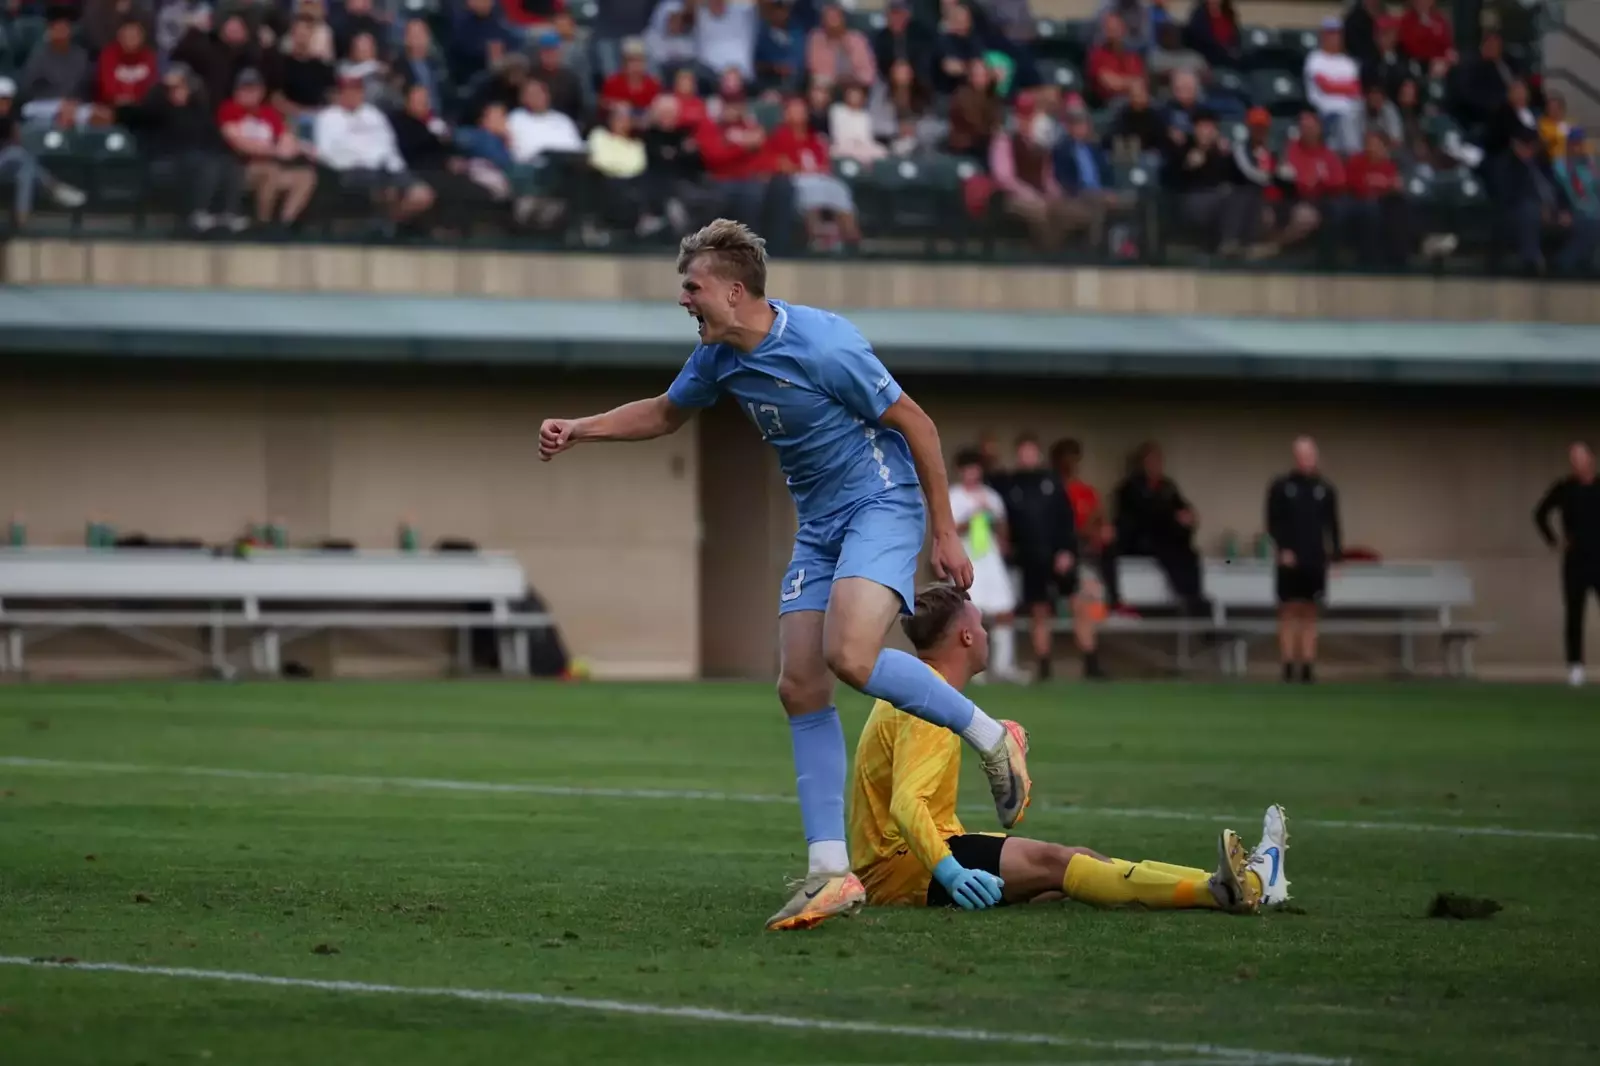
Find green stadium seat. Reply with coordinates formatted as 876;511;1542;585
1248;69;1306;118
7;15;43;65
1212;68;1248;99
1425;168;1486;208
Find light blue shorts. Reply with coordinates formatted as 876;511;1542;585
779;487;926;616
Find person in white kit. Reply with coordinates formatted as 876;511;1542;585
949;448;1021;681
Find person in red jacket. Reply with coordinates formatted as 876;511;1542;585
766;94;860;249
1283;107;1347;240
97;18;158;107
696;93;779;228
598;37;661;115
1086;12;1145;105
1397;0;1456;79
667;67;708;130
1344;128;1411;265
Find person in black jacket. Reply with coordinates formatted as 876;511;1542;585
1534;441;1600;687
994;434;1102;680
118;64;247;232
1496;128;1597;274
1265;436;1342;684
1163;108;1262;254
1112;441;1208;617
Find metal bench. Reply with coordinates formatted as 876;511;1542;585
0;548;553;678
1043;558;1491;677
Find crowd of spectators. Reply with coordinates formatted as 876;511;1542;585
0;0;1592;270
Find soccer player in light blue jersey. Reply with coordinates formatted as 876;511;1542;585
539;220;1032;930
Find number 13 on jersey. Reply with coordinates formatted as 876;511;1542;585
746;402;785;439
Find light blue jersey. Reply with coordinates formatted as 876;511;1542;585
666;300;919;524
666;300;925;614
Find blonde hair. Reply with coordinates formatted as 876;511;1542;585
676;218;768;297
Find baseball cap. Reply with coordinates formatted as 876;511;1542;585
1320;15;1341;31
537;29;561;49
336;63;364;84
0;77;15;99
236;67;264;88
1246;106;1271;127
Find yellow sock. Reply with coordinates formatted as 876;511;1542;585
1138;860;1212;881
1062;854;1219;910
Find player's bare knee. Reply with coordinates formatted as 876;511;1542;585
776;671;831;716
822;639;877;691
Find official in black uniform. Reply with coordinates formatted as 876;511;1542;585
1534;441;1600;686
1265;436;1342;683
1111;442;1209;617
995;434;1099;680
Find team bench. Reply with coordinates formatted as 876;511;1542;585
1056;558;1492;678
0;548;552;679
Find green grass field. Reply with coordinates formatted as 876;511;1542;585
1;681;1596;1066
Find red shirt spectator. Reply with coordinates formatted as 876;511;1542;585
97;20;158;106
1345;137;1402;198
1285;113;1347;200
767;105;831;175
599;40;661;113
500;0;561;29
218;87;288;158
668;69;708;130
1398;0;1454;65
1087;13;1145;102
696;105;777;181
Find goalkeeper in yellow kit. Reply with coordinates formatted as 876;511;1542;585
848;584;1291;913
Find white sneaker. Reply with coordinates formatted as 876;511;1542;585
51;184;86;208
189;211;216;232
1570;665;1586;688
223;214;250;233
1246;804;1291;907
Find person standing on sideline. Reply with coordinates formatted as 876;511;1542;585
949;448;1021;682
1266;437;1342;683
1534;441;1600;687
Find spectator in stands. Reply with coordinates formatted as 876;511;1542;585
593;0;659;78
871;58;936;146
1164;108;1262;255
1540;91;1572;162
1391;78;1438;167
532;29;585;120
82;0;153;56
176;13;279;111
18;9;95;130
771;94;861;250
1397;0;1455;81
990;89;1077;250
946;57;1001;159
1284;108;1346;236
97;18;159;110
156;0;206;58
1087;12;1144;106
277;15;338;135
336;0;388;60
641;92;705;233
1304;17;1361;154
934;2;985;95
291;0;339;62
344;33;391;103
1554;129;1599;220
709;67;750;120
1164;68;1204;132
582;102;648;233
875;1;933;89
1049;96;1116;250
1231;106;1294;252
0;76;87;224
395;20;447;118
828;80;886;164
1350;80;1402;151
1112;442;1208;618
449;0;517;85
1343;0;1384;68
1364;17;1410;100
1345;129;1409;265
1497;126;1596;274
806;80;834;132
667;67;709;129
1147;20;1205;92
456;100;516;172
1483;77;1538;166
644;4;698;76
1106;77;1165;162
1183;0;1240;68
808;3;876;88
393;80;507;226
507;76;582;162
313;67;435;227
755;0;807;93
698;90;792;233
118;62;248;233
1454;31;1517;128
464;52;532;127
1097;0;1159;55
218;67;317;228
600;37;662;114
692;0;759;83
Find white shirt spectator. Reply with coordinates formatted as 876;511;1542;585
693;0;758;81
314;102;406;171
828;100;886;163
508;106;584;163
1304;48;1361;121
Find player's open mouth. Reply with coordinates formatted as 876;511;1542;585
691;312;706;336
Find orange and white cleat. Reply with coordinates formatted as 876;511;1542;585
764;872;867;931
979;719;1032;829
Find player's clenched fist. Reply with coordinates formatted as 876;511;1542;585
539;419;578;461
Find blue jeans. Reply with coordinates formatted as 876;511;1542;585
0;145;44;216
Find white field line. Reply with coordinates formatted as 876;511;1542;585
0;956;1348;1066
2;755;1596;843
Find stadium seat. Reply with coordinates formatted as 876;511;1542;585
1036;59;1082;94
1240;27;1310;73
1032;18;1089;65
400;0;439;19
1249;69;1306;118
6;14;43;64
750;98;782;131
571;0;599;25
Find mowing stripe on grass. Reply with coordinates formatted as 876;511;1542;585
3;755;1596;843
0;955;1347;1066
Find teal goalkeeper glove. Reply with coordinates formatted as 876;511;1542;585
932;855;1005;910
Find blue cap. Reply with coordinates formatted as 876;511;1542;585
537;29;561;48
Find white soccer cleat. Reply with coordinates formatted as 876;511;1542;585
979;719;1032;828
764;872;866;931
1209;828;1261;914
1246;804;1292;907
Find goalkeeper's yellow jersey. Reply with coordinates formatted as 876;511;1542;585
847;675;966;906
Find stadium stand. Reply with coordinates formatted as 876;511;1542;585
0;547;553;678
0;0;1592;276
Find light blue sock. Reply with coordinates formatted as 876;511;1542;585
862;647;976;734
788;706;847;848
